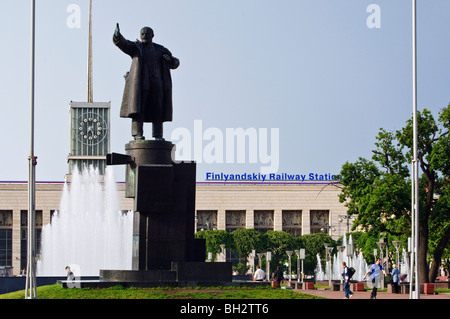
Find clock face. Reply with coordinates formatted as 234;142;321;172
76;112;107;145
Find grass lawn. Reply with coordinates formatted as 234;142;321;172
0;284;328;300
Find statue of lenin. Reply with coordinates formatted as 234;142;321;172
113;24;180;140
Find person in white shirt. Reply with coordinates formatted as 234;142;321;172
253;265;265;281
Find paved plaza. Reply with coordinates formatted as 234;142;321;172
295;288;450;300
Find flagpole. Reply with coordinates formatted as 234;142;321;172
25;0;37;299
411;0;420;300
87;0;93;102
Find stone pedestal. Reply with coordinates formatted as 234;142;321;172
106;139;231;283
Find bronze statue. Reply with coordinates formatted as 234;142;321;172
106;24;233;282
113;23;180;140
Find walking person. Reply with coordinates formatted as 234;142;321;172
273;266;284;288
342;262;354;299
363;258;387;299
391;264;400;294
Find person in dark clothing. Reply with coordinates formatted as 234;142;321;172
342;262;354;299
273;266;284;288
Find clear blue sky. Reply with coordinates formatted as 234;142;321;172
0;0;449;182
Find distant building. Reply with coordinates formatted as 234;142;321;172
0;181;350;276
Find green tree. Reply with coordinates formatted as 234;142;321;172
194;230;232;261
231;228;262;260
261;230;296;274
396;106;450;282
339;105;450;283
301;233;335;275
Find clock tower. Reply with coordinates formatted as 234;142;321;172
67;0;110;176
68;101;110;175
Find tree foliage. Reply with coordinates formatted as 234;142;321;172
231;228;262;259
195;229;335;276
194;229;232;261
339;105;450;282
300;233;335;275
261;230;296;272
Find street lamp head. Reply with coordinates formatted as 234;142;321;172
392;241;402;249
347;243;354;257
300;248;306;260
377;241;386;249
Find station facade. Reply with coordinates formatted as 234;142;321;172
0;181;350;276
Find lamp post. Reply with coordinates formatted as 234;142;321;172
377;240;387;290
295;249;306;283
392;241;402;267
286;251;293;283
327;247;334;286
337;246;345;286
25;0;37;300
411;0;420;300
295;250;300;283
251;249;256;274
324;243;333;288
266;251;271;281
338;215;353;233
346;240;354;260
220;244;225;262
257;253;264;268
386;244;389;269
408;237;413;288
300;248;305;283
194;215;198;233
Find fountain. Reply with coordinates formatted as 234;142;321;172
314;234;368;282
36;166;133;276
315;254;326;280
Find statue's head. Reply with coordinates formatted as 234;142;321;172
140;27;154;44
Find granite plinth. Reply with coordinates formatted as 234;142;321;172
100;269;176;282
106;139;232;285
